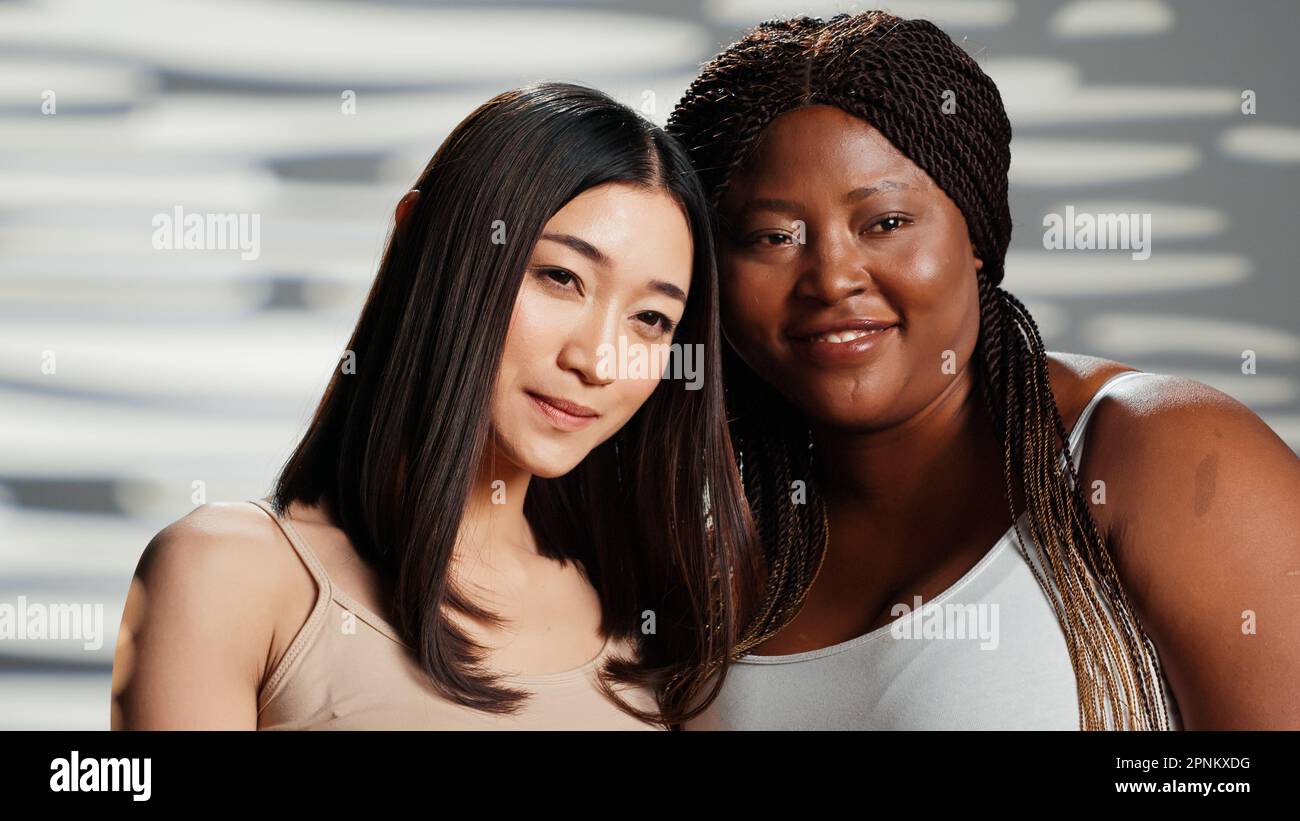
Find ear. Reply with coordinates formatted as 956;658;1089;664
973;255;984;272
395;189;420;233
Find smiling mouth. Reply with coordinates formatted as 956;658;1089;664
789;318;898;342
805;328;879;343
526;391;600;431
787;319;898;364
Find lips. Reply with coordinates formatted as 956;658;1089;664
526;391;600;432
788;317;898;341
786;317;899;366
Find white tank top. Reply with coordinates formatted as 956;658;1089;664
686;370;1184;730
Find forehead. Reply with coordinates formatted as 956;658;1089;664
546;182;686;235
541;181;693;287
723;104;930;203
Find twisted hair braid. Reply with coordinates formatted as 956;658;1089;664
667;10;1171;729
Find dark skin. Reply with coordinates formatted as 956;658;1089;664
718;104;1300;729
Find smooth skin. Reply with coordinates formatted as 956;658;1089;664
111;182;694;729
718;104;1300;729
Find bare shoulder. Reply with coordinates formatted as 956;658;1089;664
1079;368;1294;485
1062;359;1298;535
112;501;309;728
1046;350;1135;383
144;500;280;554
136;501;304;608
1044;351;1139;431
1058;363;1300;727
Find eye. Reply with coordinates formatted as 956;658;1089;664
534;266;581;294
745;231;796;248
866;213;910;234
633;310;677;337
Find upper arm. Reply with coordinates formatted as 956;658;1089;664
111;507;281;730
1088;375;1300;729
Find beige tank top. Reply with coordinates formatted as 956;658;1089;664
247;498;664;730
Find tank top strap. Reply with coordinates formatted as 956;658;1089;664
246;496;338;710
1064;370;1158;471
247;497;335;599
247;497;409;648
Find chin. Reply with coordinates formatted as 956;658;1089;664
791;389;895;433
512;444;587;479
530;461;583;479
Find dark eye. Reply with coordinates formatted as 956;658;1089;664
747;231;795;248
869;214;909;233
635;311;677;336
535;267;580;293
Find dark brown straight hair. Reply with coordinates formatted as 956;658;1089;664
269;82;762;726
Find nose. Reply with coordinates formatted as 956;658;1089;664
793;227;873;305
556;303;618;387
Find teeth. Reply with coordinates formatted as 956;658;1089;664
815;329;871;343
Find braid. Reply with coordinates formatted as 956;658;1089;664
724;349;828;656
668;10;1172;729
660;373;828;698
979;279;1172;729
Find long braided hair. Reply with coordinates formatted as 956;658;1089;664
667;11;1173;730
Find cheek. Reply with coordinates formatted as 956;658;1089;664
609;342;667;421
508;287;551;346
719;257;786;363
493;287;555;421
500;287;560;374
892;234;979;342
606;377;660;431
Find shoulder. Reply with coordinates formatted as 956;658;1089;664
1047;354;1300;727
1042;351;1288;458
1043;351;1139;432
1076;362;1299;567
1066;361;1299;567
122;503;309;696
114;502;304;728
138;502;302;602
1065;361;1295;500
1046;351;1297;540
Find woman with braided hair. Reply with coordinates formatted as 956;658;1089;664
667;11;1300;729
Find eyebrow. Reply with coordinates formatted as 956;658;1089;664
541;232;687;303
736;180;912;216
648;280;687;304
541;232;609;267
847;180;912;201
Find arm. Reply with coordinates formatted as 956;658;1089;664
111;511;279;730
1089;374;1300;729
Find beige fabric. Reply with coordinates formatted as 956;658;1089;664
248;498;663;730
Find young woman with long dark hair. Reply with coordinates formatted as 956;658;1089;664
667;11;1300;729
111;82;761;730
